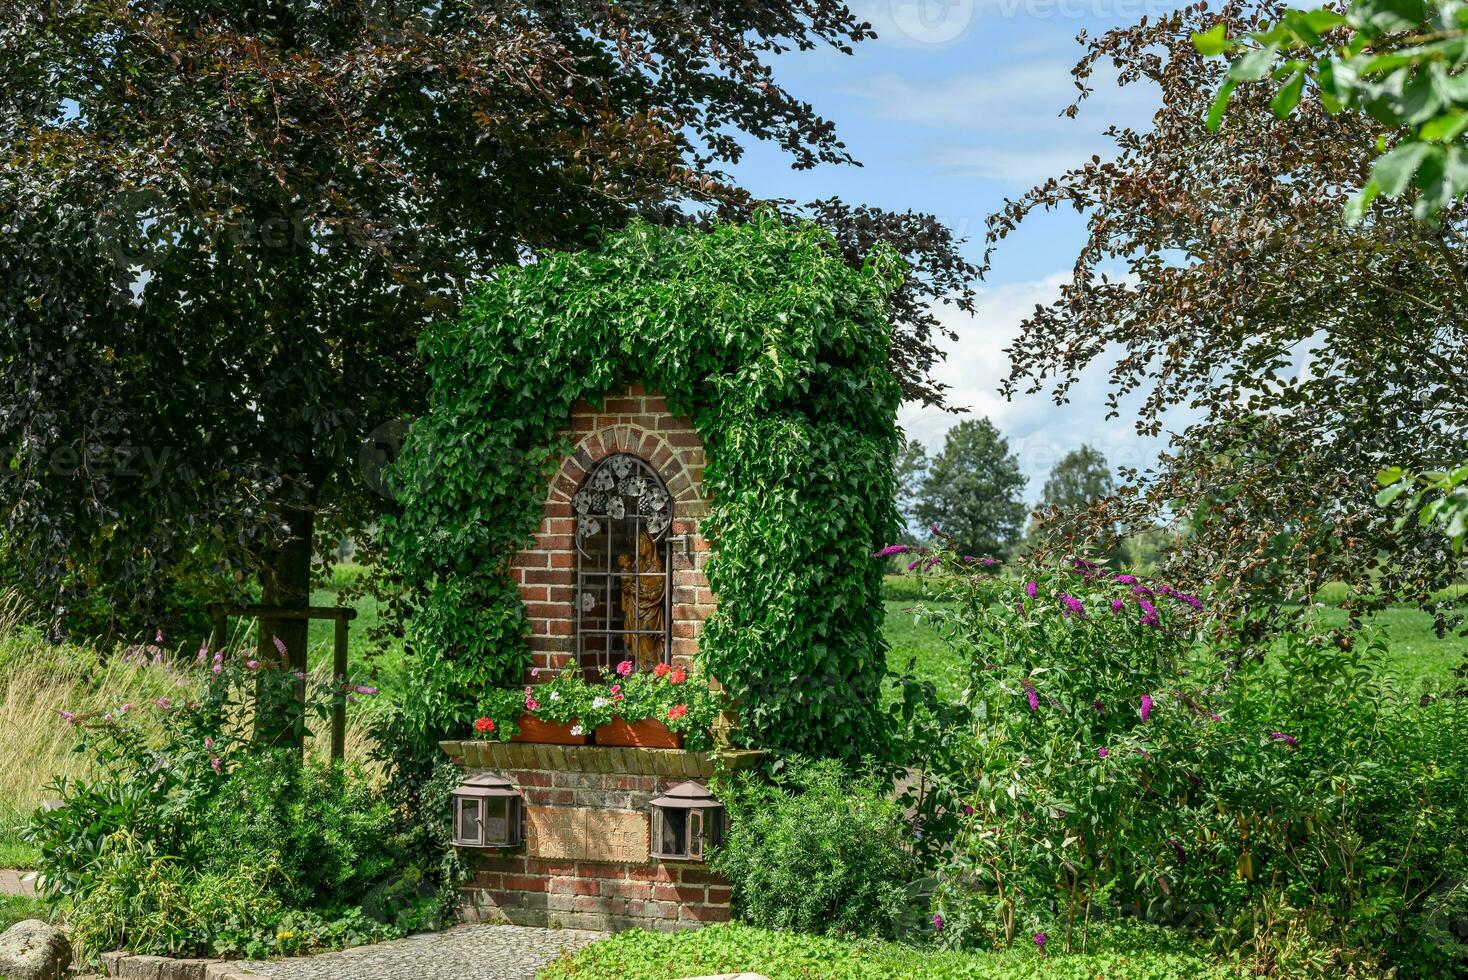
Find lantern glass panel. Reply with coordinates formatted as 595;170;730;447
483;797;509;844
457;798;480;845
689;809;704;860
659;807;688;857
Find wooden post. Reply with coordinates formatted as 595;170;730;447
332;616;349;762
209;607;228;656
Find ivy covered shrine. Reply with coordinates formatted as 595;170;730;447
384;216;903;932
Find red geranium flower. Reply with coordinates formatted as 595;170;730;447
653;662;671;678
474;716;495;734
667;704;688;720
668;667;687;685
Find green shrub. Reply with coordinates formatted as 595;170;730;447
898;551;1468;977
710;758;919;939
200;752;398;909
28;644;413;961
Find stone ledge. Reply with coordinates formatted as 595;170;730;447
440;741;765;778
99;951;263;979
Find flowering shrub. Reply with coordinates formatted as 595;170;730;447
470;662;723;750
28;640;411;962
891;546;1468;977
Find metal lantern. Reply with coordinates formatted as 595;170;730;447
451;772;523;848
649;780;725;861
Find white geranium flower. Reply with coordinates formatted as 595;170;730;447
570;725;584;736
550;691;561;701
592;697;610;709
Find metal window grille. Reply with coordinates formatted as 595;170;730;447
573;453;673;674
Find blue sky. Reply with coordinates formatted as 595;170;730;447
728;0;1182;500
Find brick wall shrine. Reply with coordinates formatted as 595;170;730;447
513;383;715;678
443;740;766;932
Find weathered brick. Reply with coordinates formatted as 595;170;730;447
652;884;707;903
549;876;599;896
503;874;549;892
680;904;732;923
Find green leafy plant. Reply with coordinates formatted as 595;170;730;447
1194;0;1468;220
385;216;903;761
1379;462;1468;552
902;545;1468;976
710;758;920;940
27;641;412;962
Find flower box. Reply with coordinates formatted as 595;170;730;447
594;716;684;749
511;714;589;745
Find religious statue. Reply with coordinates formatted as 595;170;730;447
618;529;666;672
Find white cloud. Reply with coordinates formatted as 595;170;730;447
846;59;1158;185
900;274;1196;500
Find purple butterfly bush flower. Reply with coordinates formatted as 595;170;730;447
1110;598;1125;613
1140;694;1154;723
1014;600;1026;616
1269;732;1299;747
354;685;379;696
1113;573;1138;585
932;913;945;932
1097;747;1110;758
1058;593;1086;618
872;544;910;558
929;523;941;534
906;559;921;571
59;710;77;724
1034;932;1047;952
1170;838;1188;866
1026;688;1039;712
245;659;260;671
1025;580;1039;599
273;634;288;656
1131;584;1155;599
961;555;976;564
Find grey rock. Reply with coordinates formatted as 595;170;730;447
0;919;72;980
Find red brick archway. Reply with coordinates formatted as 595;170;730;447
512;384;714;677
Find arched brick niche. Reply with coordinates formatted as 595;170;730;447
511;383;714;678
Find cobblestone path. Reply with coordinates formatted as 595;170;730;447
232;925;607;980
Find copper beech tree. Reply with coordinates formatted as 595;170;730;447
991;0;1466;635
0;2;975;654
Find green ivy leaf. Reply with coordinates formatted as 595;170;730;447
1271;71;1307;117
1372;140;1433;197
1192;24;1228;57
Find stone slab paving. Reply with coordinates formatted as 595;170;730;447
229;925;607;980
0;869;37;897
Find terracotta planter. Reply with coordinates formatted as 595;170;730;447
511;714;589;745
594;716;684;749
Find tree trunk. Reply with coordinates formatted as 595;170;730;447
255;503;314;748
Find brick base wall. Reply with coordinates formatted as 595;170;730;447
444;741;763;933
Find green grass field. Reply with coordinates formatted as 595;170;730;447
881;580;1466;701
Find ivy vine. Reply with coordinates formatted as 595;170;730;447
384;215;903;759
